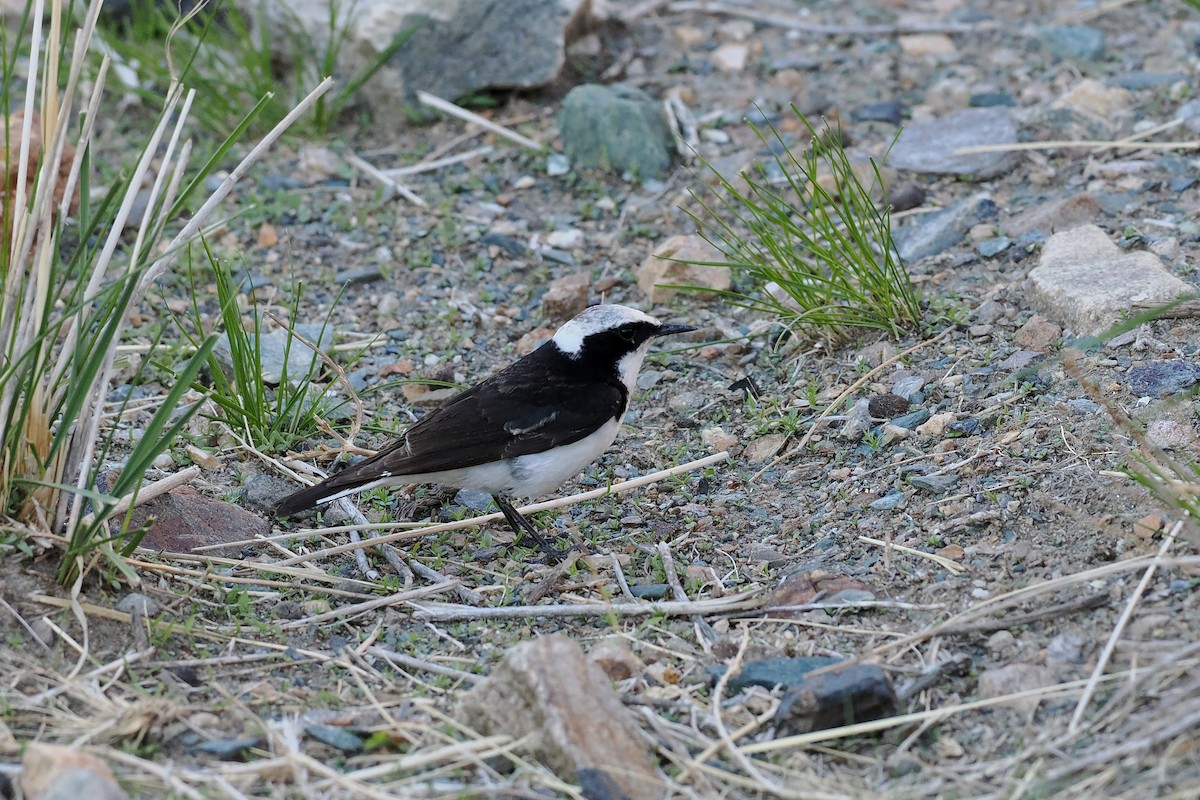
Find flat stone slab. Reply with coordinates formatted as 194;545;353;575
888;108;1019;180
1027;224;1192;336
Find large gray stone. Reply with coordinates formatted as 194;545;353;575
244;0;590;115
559;84;676;179
888;108;1019;180
1028;225;1192;336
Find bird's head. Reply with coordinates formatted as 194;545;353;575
551;304;694;387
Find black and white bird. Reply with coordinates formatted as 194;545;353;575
275;304;694;551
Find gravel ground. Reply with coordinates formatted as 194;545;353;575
5;1;1200;797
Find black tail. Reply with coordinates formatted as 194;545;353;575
274;481;340;517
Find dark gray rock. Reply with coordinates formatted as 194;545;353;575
559;84;676;179
305;723;364;754
1038;24;1106;61
887;108;1019;180
977;236;1012;257
250;0;590;118
895;193;998;262
853;99;904;125
1128;360;1200;397
908;473;959;494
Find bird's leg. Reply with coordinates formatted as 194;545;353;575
492;495;570;559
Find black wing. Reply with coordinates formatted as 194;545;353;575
276;345;624;515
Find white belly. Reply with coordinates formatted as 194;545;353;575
370;416;624;500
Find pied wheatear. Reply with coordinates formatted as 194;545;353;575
275;304;694;551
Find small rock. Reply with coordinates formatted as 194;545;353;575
892;375;926;401
515;326;555;355
977;663;1055;714
192;737;261;759
1047;632;1090;665
916;412;955;437
701;426;739;452
116;593;160;617
1038;24;1106;61
870;490;906;511
1132;513;1166;540
1146;418;1193;450
1067;399;1102;415
839;397;873;441
867;393;910;418
997;350;1044;371
629;583;671;600
1013;315;1062;352
744;433;787;463
908;473;959;494
976;236;1011;257
305;723;364;754
890;409;932;430
334;265;384;285
452;488;494;513
1047;79;1133;138
458;635;661;800
773;663;898;734
128;486;270;556
636;234;731;302
546;153;570;176
710;42;749;72
1005;193;1103;239
887;108;1019;180
895;193;999;262
539;271;590;321
559;84;675;179
853;99;904;125
1028;225;1191;336
213;323;334;385
587;637;643;681
986;630;1017;656
898;33;957;60
184;444;222;470
20;744;129;800
546;228;584;250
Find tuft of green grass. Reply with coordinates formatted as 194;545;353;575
0;0;326;585
174;241;357;454
96;0;422;135
677;106;923;344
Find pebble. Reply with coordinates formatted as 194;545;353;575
711;42;750;72
116;593;160;616
305;723;364;754
986;630;1017;655
976;236;1011;257
1038;24;1106;61
701;426;739;452
870;490;906;511
546;153;570;176
908;473;959;494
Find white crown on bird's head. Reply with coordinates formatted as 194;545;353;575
551;305;660;355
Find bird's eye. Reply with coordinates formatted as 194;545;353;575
618;327;637;343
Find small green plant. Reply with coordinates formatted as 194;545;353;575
175;243;355;454
678;106;922;343
97;0;421;135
